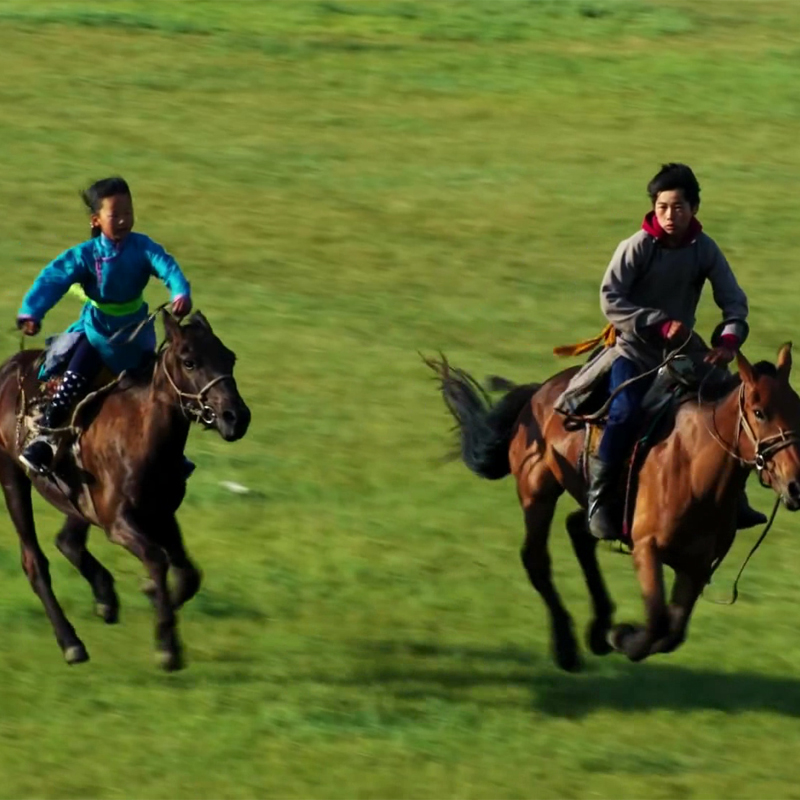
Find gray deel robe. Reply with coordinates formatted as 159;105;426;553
554;228;750;417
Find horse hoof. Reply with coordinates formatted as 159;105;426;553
553;639;582;672
557;650;582;672
587;619;614;656
64;644;90;665
95;603;119;624
155;649;184;672
607;623;638;652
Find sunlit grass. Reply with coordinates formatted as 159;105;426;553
1;1;800;797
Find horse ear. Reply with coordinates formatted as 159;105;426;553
163;311;182;341
737;349;757;387
190;311;213;332
777;341;793;382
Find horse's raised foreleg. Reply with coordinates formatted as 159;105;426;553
565;510;616;656
609;534;669;661
0;454;88;664
140;515;201;611
521;486;580;671
160;515;201;610
648;567;707;655
109;514;183;671
55;515;120;624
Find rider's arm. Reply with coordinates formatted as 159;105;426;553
705;239;749;347
18;244;88;323
141;235;191;303
600;237;669;340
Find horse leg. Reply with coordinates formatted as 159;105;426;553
109;514;182;671
0;454;88;664
55;515;120;624
609;535;669;662
565;509;616;656
142;515;201;610
521;494;581;671
648;568;707;655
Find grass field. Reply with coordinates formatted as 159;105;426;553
2;1;800;797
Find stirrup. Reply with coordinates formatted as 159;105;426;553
19;438;55;476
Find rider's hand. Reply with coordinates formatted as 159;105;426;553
663;320;689;342
171;295;192;319
704;345;737;366
16;317;40;336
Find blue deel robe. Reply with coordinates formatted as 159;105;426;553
18;232;191;378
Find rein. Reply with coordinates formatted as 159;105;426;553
566;333;693;426
700;378;800;604
706;494;782;605
703;381;800;486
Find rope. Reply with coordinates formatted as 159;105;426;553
554;323;616;357
696;371;799;605
160;356;232;423
566;333;693;426
704;494;782;605
619;389;678;542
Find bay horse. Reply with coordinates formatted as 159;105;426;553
0;310;250;670
426;344;800;670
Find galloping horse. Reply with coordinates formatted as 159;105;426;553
427;344;800;670
0;311;250;670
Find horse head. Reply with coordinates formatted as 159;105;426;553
737;343;800;510
161;311;251;442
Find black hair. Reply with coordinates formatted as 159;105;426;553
81;176;132;238
647;163;701;209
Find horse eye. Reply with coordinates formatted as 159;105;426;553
183;359;196;371
754;409;765;421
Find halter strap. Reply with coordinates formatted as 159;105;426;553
703;382;800;480
160;355;233;425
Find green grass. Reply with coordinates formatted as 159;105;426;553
2;0;800;797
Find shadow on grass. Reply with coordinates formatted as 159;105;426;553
349;639;800;718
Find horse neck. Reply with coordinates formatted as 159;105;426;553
694;382;750;492
139;354;192;457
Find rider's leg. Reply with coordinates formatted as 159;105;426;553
588;357;649;541
20;338;104;475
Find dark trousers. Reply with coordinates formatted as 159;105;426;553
597;356;654;465
66;337;104;382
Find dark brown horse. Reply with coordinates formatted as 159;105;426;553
0;311;250;670
427;344;800;670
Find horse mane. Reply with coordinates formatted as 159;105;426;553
753;360;778;378
120;350;161;389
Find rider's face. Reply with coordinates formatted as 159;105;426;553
653;189;697;242
92;194;135;243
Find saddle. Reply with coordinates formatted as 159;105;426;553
19;362;118;474
578;355;737;540
578;355;735;449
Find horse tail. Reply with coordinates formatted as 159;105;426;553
423;353;540;480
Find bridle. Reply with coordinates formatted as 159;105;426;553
159;349;233;426
710;383;800;488
703;380;800;605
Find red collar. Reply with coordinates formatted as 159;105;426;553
642;211;702;246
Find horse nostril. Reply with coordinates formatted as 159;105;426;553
789;481;800;501
221;409;237;426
